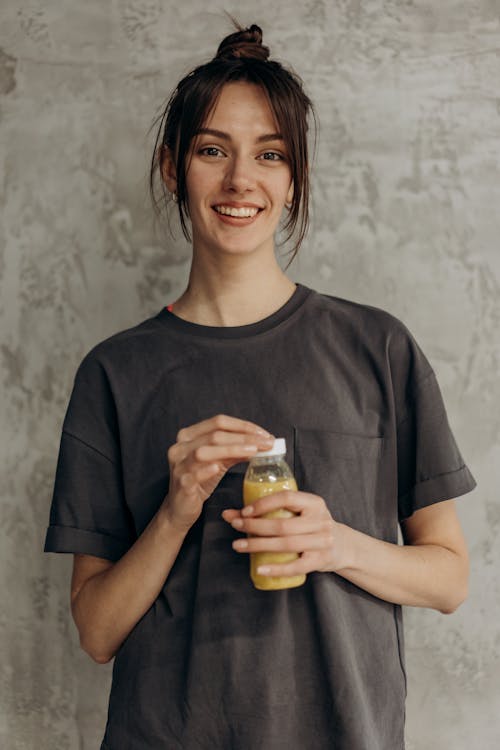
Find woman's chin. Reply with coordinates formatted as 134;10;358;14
195;232;276;259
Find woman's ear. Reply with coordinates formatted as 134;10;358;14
160;146;177;194
286;181;294;208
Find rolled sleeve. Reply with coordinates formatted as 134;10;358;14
44;525;131;562
396;370;476;521
43;430;136;561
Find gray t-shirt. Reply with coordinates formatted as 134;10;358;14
44;283;476;750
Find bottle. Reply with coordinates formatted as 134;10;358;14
243;438;306;591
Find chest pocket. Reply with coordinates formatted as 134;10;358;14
293;426;384;535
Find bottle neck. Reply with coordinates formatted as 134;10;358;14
250;454;286;463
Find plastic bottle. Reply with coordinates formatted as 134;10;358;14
243;438;306;591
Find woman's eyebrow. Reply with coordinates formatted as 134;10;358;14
195;127;283;143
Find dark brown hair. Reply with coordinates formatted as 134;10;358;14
148;20;317;267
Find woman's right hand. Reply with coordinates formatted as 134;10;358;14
162;414;275;533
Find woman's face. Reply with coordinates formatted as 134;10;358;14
182;81;294;260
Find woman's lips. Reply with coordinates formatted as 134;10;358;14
212;206;263;226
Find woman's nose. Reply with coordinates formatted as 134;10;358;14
223;155;256;193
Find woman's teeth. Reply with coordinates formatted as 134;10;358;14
214;206;260;218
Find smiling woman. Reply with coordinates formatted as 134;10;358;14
149;22;316;267
160;82;295;264
43;16;476;750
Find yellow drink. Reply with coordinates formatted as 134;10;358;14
243;476;306;591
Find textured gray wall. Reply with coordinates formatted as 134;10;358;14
1;2;499;748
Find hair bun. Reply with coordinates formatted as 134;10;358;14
215;23;270;62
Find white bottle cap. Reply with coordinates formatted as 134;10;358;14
254;437;286;457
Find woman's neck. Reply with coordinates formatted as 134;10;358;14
170;265;297;327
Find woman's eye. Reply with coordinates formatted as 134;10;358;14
199;146;224;157
260;152;285;162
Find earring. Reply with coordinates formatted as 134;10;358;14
172;191;178;203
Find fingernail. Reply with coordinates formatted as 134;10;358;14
256;429;273;437
242;506;254;516
233;539;248;549
231;518;243;528
257;566;271;574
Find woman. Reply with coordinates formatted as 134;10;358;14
44;21;476;750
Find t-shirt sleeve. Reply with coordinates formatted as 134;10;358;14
388;321;477;522
44;351;136;561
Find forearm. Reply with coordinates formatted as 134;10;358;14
333;523;469;614
72;504;187;663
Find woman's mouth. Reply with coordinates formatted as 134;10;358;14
212;204;263;225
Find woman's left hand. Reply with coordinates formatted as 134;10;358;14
221;490;348;576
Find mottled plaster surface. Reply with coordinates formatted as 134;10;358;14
0;2;498;748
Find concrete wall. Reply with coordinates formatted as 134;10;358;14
1;1;498;748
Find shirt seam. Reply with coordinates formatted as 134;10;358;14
47;523;129;542
398;464;468;499
154;284;312;341
62;429;116;465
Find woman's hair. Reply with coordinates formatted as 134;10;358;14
148;19;317;267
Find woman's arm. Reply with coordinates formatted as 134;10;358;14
71;505;188;664
224;496;469;614
332;499;469;613
71;415;275;664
